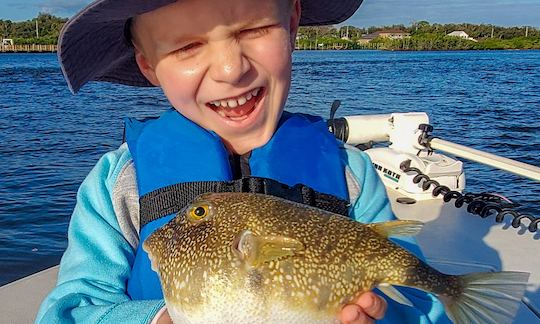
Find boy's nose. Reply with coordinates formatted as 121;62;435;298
209;42;250;84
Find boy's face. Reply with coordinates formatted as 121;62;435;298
133;0;301;154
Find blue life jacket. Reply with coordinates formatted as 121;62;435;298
124;109;348;299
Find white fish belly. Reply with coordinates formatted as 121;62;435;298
166;286;339;324
168;301;339;324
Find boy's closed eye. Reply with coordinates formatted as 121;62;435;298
238;25;274;39
174;42;203;58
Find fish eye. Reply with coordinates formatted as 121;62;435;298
188;203;210;222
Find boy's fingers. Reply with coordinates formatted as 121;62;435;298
355;292;387;320
339;304;372;324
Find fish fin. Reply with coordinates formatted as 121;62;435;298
377;284;414;307
233;230;304;267
367;220;424;237
442;271;529;324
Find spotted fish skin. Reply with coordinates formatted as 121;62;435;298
143;192;528;324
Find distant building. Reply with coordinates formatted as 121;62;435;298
358;30;411;44
357;34;377;44
447;31;477;42
2;39;13;46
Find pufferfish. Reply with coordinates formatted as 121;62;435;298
143;192;529;324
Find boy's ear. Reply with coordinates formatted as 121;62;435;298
134;48;161;86
289;0;301;49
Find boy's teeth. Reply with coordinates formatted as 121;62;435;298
211;88;260;108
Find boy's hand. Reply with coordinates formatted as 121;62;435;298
154;308;172;324
339;291;387;324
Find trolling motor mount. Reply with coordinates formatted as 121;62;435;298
329;112;465;201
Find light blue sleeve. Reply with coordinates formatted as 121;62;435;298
342;145;451;324
35;145;165;324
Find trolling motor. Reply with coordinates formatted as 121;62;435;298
328;102;540;232
329;108;465;201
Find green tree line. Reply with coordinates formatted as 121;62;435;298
409;21;539;39
377;34;540;51
297;22;540;50
380;21;540;50
1;13;67;45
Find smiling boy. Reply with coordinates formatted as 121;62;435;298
36;0;449;323
131;0;292;155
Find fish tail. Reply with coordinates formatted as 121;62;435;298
441;271;529;324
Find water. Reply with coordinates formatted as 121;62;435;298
1;50;539;285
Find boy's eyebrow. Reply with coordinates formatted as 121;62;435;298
168;34;203;48
241;17;274;28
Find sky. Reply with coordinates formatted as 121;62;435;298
0;0;539;28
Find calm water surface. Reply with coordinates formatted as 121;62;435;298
1;50;539;285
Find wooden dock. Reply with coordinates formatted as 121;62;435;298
0;45;57;53
294;42;383;50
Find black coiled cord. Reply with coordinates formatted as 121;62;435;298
400;160;539;233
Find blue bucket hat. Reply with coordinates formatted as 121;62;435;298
58;0;364;93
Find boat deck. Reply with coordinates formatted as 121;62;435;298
0;266;58;323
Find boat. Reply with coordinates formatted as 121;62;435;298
1;109;539;323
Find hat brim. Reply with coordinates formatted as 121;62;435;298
58;0;363;93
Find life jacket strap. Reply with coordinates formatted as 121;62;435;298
139;176;350;229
